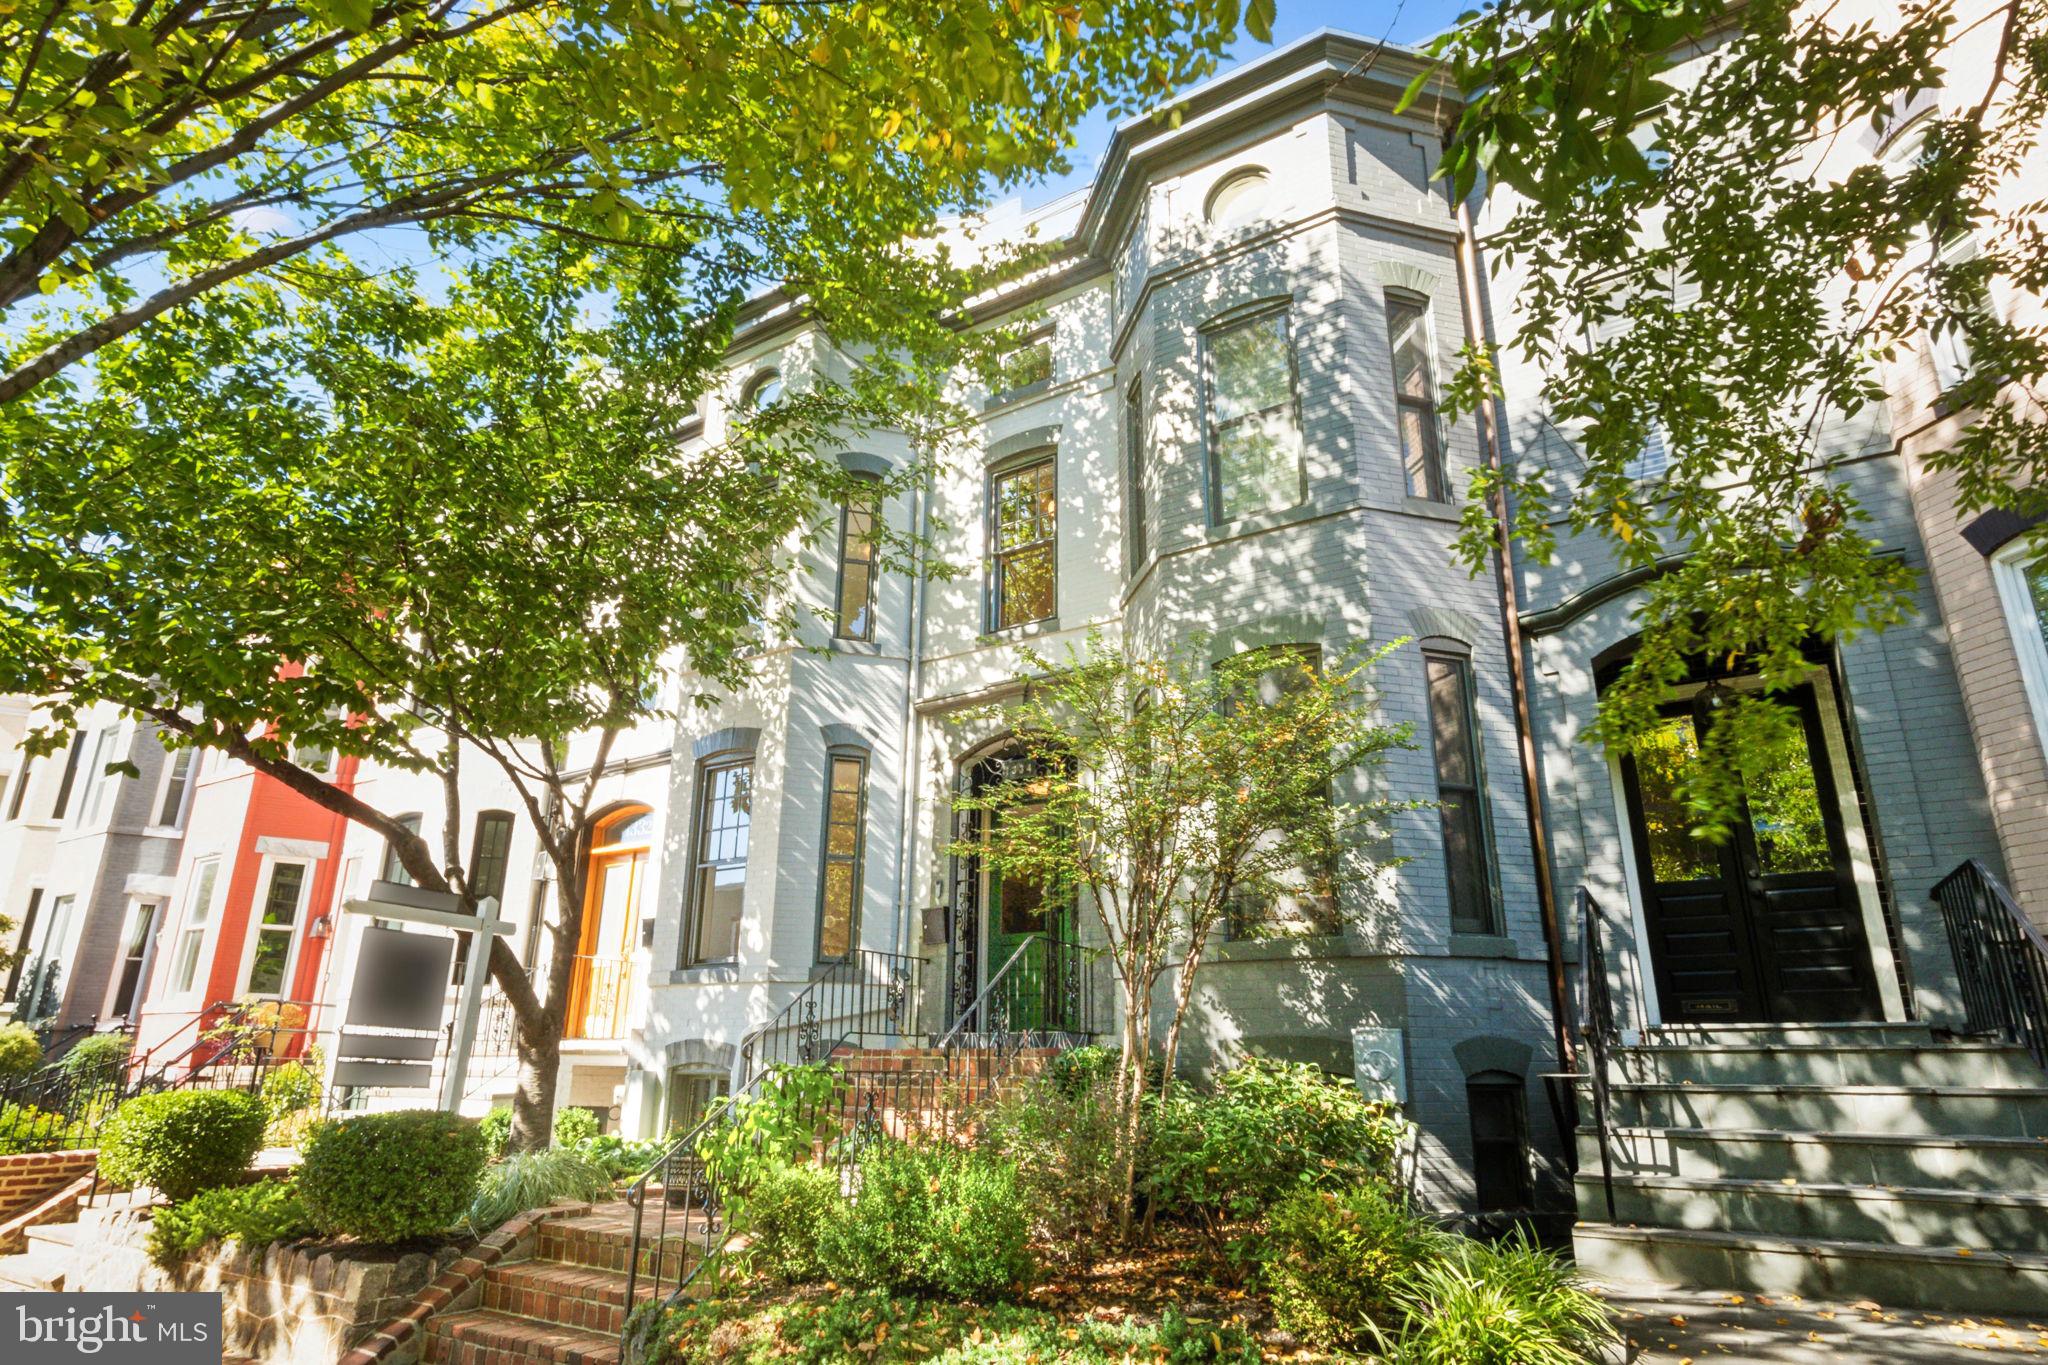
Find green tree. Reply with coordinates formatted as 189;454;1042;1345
0;2;1268;1150
953;633;1410;1234
1412;0;2047;834
0;0;1257;404
0;253;939;1147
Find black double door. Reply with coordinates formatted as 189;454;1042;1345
1619;681;1884;1024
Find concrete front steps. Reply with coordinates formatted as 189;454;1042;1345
425;1203;703;1365
1572;1021;2048;1313
0;1189;155;1291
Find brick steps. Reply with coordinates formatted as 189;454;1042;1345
426;1308;619;1365
425;1203;701;1365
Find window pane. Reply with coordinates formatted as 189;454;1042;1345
1744;727;1831;875
2023;554;2048;646
383;814;421;886
995;462;1055;549
1213;412;1305;522
48;735;83;820
261;864;305;926
836;493;879;640
1427;657;1476;787
1441;797;1490;934
819;863;855;959
1633;718;1717;882
247;932;289;995
1209;316;1292;423
702;768;751;862
693;867;746;962
998;544;1056;627
1387;297;1433;401
1399;403;1446;501
157;748;194;826
471;812;516;903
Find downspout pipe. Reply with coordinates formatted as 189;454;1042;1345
1451;193;1578;1077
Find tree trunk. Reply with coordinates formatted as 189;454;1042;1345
501;839;589;1152
1113;960;1151;1240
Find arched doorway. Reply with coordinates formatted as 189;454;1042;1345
947;746;1076;1032
1605;647;1899;1023
568;805;654;1039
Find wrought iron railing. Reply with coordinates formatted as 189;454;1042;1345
730;949;919;1091
1574;888;1620;1222
939;934;1094;1049
1936;858;2048;1072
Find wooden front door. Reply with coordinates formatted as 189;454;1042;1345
1620;681;1884;1023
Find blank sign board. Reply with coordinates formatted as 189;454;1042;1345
346;925;455;1032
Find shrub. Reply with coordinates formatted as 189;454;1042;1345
579;1133;666;1180
0;1022;41;1081
733;1160;839;1283
467;1146;614;1232
1043;1044;1165;1100
1391;1230;1617;1365
553;1105;600;1148
479;1105;513;1158
818;1140;1032;1298
1262;1183;1448;1350
56;1032;130;1091
1146;1058;1406;1238
980;1071;1122;1267
98;1089;267;1201
299;1109;487;1242
260;1060;321;1124
0;1102;92;1155
147;1179;316;1265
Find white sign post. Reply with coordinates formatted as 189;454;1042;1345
342;881;512;1112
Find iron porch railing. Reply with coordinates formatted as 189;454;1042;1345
1936;858;2048;1073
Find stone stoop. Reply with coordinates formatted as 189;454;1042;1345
424;1203;704;1365
1571;1021;2048;1313
0;1187;155;1289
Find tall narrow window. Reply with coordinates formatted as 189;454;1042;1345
382;813;422;886
47;735;83;820
156;748;195;827
1223;646;1336;939
1426;652;1496;933
109;901;160;1019
1124;378;1148;576
21;894;73;1018
1387;293;1448;502
817;754;868;962
5;756;31;821
687;761;753;965
245;862;306;996
1930;232;1992;394
569;805;652;1038
991;456;1057;629
1467;1072;1532;1211
1204;308;1304;522
78;725;121;823
3;888;42;1000
452;810;515;987
834;482;880;641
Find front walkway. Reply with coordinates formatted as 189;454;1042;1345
1597;1280;2048;1360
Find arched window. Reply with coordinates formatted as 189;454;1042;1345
1206;168;1270;230
742;369;782;412
569;804;654;1038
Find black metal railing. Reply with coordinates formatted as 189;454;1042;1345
730;949;919;1091
1936;858;2048;1072
1574;888;1620;1222
939;934;1095;1050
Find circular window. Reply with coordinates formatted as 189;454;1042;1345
1205;169;1270;230
743;369;782;411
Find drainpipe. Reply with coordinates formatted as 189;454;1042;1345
1451;195;1578;1077
892;441;933;990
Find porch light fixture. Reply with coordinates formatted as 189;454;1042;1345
1699;678;1733;711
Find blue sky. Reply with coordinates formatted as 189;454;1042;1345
1030;0;1474;206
